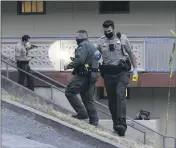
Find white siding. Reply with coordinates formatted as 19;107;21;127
2;1;176;37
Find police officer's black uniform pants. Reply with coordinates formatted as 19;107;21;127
65;75;98;125
104;71;130;130
17;61;34;91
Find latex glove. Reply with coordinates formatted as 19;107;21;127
132;68;138;82
94;50;101;61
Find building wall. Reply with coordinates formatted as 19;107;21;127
2;1;176;71
2;2;176;145
127;88;176;136
128;88;176;146
2;1;176;37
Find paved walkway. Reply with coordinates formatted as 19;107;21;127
2;108;97;148
2;133;56;148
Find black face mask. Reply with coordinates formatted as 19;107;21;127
104;32;114;39
76;39;85;45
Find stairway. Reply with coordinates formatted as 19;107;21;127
1;54;176;148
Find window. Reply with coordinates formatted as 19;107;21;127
99;1;130;14
17;1;46;15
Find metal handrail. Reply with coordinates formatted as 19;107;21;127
1;59;65;93
2;38;176;73
1;58;147;140
1;55;66;88
95;101;176;138
1;56;176;148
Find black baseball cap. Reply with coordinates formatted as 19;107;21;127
22;35;30;42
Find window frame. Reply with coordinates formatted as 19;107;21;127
17;1;46;15
99;1;130;14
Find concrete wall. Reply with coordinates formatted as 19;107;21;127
2;1;176;37
128;88;176;147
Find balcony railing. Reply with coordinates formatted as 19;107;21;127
1;36;176;72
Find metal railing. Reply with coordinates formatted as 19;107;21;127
1;55;176;148
1;55;65;88
1;36;176;72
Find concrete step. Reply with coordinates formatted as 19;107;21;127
1;77;158;148
1;91;155;148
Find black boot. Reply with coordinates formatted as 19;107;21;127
89;121;99;127
72;114;89;120
113;125;127;137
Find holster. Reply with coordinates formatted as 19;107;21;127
120;58;131;71
72;65;99;81
99;63;104;78
72;65;89;76
99;59;131;76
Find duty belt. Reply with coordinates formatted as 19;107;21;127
88;68;99;72
101;64;124;75
85;64;99;72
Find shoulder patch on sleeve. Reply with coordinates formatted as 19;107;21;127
121;34;128;45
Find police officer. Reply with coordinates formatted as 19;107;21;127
15;35;36;91
64;30;101;126
96;20;138;136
